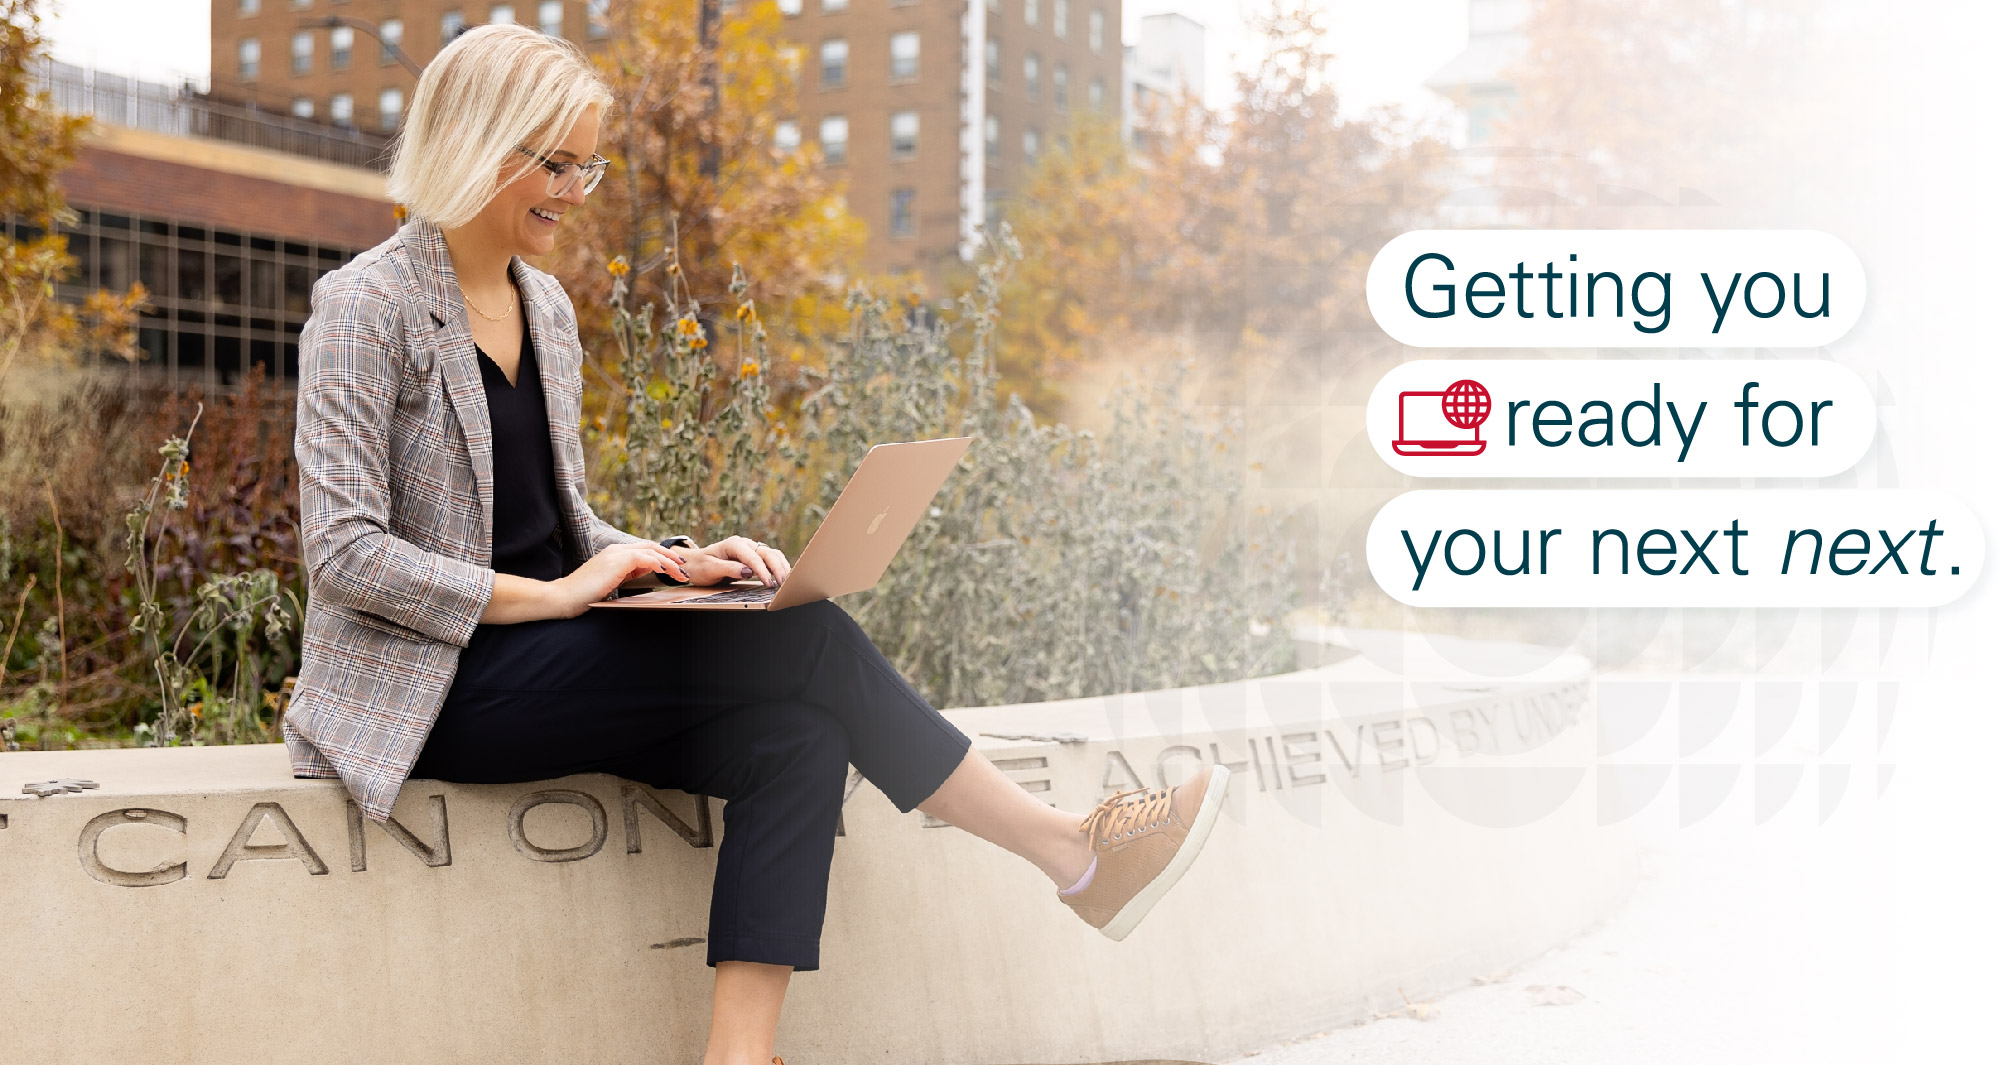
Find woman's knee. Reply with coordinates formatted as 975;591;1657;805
780;597;858;636
741;700;851;784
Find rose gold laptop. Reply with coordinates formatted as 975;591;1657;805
588;436;972;612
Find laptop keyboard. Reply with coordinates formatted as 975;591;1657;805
686;584;777;604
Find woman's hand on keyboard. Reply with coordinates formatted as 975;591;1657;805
681;535;791;588
549;541;690;617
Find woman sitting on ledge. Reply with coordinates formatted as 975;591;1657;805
284;24;1230;1065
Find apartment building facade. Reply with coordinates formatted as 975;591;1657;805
209;0;1122;280
32;59;394;397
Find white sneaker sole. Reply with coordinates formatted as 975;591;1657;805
1098;764;1231;942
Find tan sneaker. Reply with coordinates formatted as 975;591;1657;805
1057;763;1231;941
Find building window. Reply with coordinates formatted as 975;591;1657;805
778;0;801;14
489;3;516;24
443;10;467;43
1053;64;1068;108
329;26;353;70
890;110;918;159
1023;128;1039;162
1088;8;1103;52
986;0;998;11
379;87;404;130
983;191;1002;234
1088;75;1103;109
985;37;999;85
1025;0;1038;27
890;31;919;80
380;19;403;64
820;115;849;164
774;119;800;152
889;188;916;239
290;96;313;119
1053;0;1067;38
538;1;563;34
1024;53;1039;101
290;32;312;76
237;38;260;80
983;114;998;162
588;0;611;39
52;211;370;392
820;38;847;89
289;0;309;8
238;0;260;15
822;0;847;11
330;92;353;127
779;44;803;77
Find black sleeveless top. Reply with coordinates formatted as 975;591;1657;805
475;314;567;582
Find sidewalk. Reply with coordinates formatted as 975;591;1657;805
1228;820;1893;1065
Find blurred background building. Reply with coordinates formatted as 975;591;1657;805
26;57;392;398
1424;0;1526;150
207;0;1125;283
1122;11;1201;150
18;0;1156;395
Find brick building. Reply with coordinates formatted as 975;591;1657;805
29;59;395;397
208;0;1123;282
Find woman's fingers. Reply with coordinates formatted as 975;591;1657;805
759;543;791;584
729;536;777;587
642;543;687;580
627;542;688;581
712;534;789;587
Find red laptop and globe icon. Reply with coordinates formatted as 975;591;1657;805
1392;379;1492;457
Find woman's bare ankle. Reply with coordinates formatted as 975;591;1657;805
1043;813;1093;887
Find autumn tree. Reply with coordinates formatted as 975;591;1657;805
989;112;1160;414
999;4;1439;416
0;0;143;392
550;0;863;386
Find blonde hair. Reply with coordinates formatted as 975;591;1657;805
386;24;612;229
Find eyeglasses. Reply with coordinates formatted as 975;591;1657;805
515;146;610;198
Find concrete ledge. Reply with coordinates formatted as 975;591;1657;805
0;629;1632;1064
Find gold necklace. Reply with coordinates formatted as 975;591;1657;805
461;286;516;322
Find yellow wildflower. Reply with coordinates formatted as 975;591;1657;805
691;336;708;349
606;257;630;278
677;316;698;336
740;359;760;377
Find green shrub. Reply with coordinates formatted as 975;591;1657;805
2;242;1307;747
594;234;1302;709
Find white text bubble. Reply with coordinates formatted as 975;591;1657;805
1367;360;1874;478
1367;490;1981;607
1366;230;1866;348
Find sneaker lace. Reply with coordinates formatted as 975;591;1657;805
1079;786;1175;845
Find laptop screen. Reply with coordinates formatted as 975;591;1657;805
1399;392;1477;442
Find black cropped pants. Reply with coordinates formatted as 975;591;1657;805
408;598;974;972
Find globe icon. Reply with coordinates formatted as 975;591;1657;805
1441;379;1492;429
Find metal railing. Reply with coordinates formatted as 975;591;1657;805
33;59;392;172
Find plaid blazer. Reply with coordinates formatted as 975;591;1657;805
285;219;680;824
